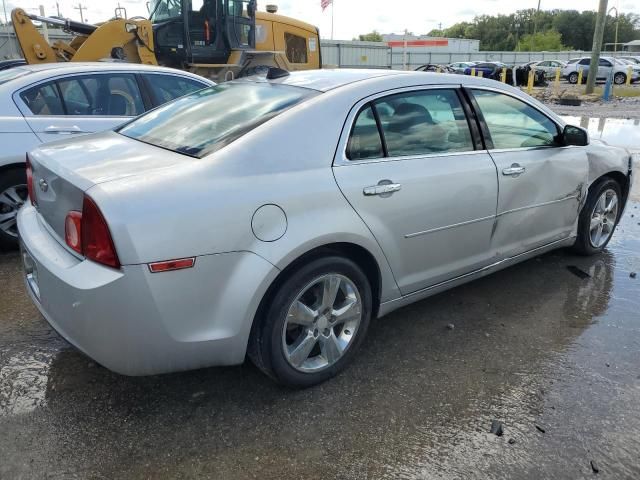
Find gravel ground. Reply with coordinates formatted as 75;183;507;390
530;84;640;119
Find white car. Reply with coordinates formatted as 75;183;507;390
0;62;213;248
530;60;566;77
562;56;640;84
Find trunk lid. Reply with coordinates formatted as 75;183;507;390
28;131;195;241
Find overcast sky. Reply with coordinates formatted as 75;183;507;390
2;0;636;39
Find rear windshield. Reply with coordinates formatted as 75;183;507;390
0;67;31;86
118;82;318;158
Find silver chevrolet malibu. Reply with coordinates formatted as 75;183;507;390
18;69;633;388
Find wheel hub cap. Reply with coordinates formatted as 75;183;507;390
589;188;618;248
282;273;362;373
0;184;28;238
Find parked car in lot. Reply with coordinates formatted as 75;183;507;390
0;62;213;248
447;61;477;73
463;62;507;77
619;56;640;65
415;64;455;73
19;69;633;387
562;56;640;84
530;60;566;77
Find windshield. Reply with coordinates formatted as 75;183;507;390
118;82;318;158
149;0;182;22
0;67;31;86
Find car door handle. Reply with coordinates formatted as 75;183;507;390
502;165;526;176
363;183;402;196
44;125;84;134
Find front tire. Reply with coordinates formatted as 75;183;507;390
568;72;578;84
248;256;372;388
573;178;622;255
0;168;28;250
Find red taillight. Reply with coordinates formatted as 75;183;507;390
65;211;82;254
81;195;120;269
26;156;36;206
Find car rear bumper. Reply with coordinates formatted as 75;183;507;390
18;204;279;376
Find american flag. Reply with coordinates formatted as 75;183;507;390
321;0;332;11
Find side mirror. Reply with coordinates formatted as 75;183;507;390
563;125;589;146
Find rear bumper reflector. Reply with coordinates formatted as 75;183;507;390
148;257;196;273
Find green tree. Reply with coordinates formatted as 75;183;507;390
421;9;640;52
516;29;566;51
357;30;383;42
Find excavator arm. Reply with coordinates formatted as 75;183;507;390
11;8;157;65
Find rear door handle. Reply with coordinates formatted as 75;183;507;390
363;183;402;196
502;164;526;176
44;125;84;134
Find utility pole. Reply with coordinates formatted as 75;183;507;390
56;2;61;17
2;0;8;25
586;0;608;94
607;7;619;53
532;0;541;51
73;3;86;23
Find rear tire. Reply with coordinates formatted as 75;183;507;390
248;256;372;388
573;178;622;256
0;168;28;250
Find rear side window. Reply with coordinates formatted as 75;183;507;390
21;74;144;116
118;82;317;158
376;89;474;157
20;82;64;115
144;74;208;105
285;33;308;64
347;106;383;160
57;74;144;116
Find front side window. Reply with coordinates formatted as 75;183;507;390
578;58;590;65
20;82;64;115
375;89;474;157
472;90;559;149
599;59;612;67
119;82;317;158
285;33;308;64
144;74;208;105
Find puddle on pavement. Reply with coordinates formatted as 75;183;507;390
561;116;640;151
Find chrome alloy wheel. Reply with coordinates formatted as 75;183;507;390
0;184;28;238
282;274;362;372
589;188;618;248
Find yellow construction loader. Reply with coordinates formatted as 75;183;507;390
11;1;321;81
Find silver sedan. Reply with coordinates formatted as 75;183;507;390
18;69;633;388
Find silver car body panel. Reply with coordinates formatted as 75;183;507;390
17;70;633;375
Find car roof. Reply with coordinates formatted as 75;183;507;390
0;62;213;91
242;68;510;92
253;68;409;92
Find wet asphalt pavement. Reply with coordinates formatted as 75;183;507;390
1;120;639;479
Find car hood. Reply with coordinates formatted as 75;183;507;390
29;130;194;191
